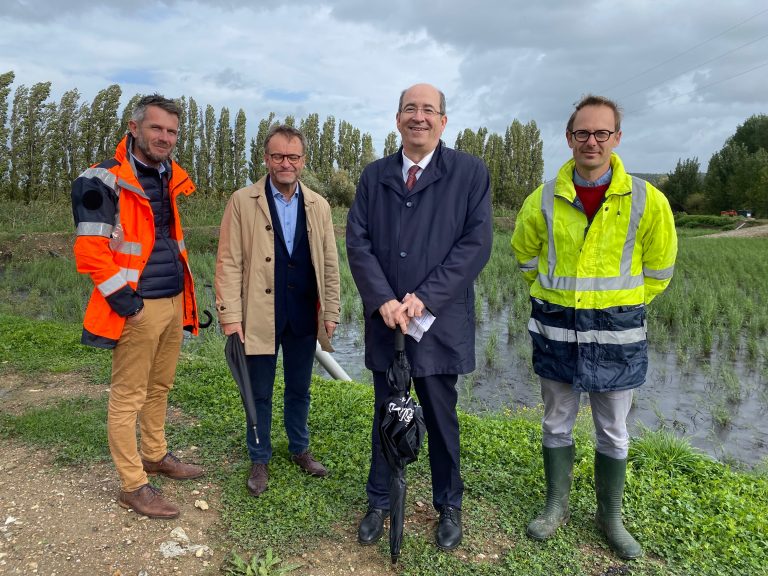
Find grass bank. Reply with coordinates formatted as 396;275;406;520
1;314;766;575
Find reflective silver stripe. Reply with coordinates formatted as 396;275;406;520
177;239;186;253
539;274;644;291
96;268;140;296
121;267;140;283
117;178;148;198
97;271;128;296
644;265;674;280
538;176;649;293
541;180;557;278
115;241;142;256
621;177;647;277
76;222;112;237
519;256;538;272
577;326;647;345
528;317;577;343
80;167;116;190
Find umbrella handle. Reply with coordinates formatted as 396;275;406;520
394;329;405;352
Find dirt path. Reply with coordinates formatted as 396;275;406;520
0;373;422;576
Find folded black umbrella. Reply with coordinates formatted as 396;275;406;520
378;330;426;564
224;334;259;444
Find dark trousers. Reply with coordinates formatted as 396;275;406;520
367;371;463;511
245;325;316;463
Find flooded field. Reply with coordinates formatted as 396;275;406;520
322;311;768;467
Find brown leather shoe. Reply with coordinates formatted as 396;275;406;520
142;452;204;480
247;463;268;497
118;484;179;519
291;451;328;477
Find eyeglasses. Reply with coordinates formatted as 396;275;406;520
268;153;304;164
400;105;443;117
570;130;615;143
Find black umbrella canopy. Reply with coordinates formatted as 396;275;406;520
224;334;259;443
378;330;426;563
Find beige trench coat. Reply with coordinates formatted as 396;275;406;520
214;176;341;354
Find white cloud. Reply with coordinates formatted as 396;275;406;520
1;0;766;176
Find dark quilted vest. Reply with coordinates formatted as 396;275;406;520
135;160;184;298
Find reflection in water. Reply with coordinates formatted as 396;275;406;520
321;312;767;467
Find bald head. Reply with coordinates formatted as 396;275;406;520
396;83;448;162
398;83;446;115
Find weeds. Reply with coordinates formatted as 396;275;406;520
224;548;301;576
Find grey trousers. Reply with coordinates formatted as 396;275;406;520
540;377;634;459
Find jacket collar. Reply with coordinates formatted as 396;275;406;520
113;135;194;198
555;153;632;200
383;140;446;197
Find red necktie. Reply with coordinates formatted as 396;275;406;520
406;165;420;191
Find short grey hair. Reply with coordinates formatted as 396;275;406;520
131;94;182;124
398;87;446;115
264;124;307;154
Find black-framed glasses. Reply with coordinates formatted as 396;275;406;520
400;105;443;117
570;130;615;143
268;153;304;164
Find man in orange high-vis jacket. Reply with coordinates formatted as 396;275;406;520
71;94;203;519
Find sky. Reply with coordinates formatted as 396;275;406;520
1;0;766;179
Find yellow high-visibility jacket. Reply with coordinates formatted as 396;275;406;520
511;153;677;391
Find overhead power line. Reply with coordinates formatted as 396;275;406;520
625;59;768;115
599;7;768;93
616;31;768;102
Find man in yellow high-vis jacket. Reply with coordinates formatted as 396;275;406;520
512;95;677;559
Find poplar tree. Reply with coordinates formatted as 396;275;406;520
248;112;276;183
90;85;122;161
8;84;28;200
115;93;142;147
195;104;216;195
318;115;336;186
360;133;376;170
0;71;14;195
179;97;198;176
213;107;233;196
233;109;247;190
383;131;398;156
45;89;82;198
175;95;188;166
299;113;320;172
10;82;53;201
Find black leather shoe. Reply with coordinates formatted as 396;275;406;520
436;506;462;551
357;507;388;545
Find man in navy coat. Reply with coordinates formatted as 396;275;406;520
346;83;492;551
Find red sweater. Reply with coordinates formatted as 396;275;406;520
574;182;609;221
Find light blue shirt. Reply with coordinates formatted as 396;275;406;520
269;181;300;255
573;167;613;187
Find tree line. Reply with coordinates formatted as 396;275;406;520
0;71;544;210
660;114;768;218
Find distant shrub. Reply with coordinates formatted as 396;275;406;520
674;214;740;229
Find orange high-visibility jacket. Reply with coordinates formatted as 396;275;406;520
71;135;199;349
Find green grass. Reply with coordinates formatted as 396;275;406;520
2;203;768;574
2;315;766;575
0;396;109;465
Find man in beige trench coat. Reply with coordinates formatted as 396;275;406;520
215;124;341;497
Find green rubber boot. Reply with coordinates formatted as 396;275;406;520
526;444;575;541
594;451;643;560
